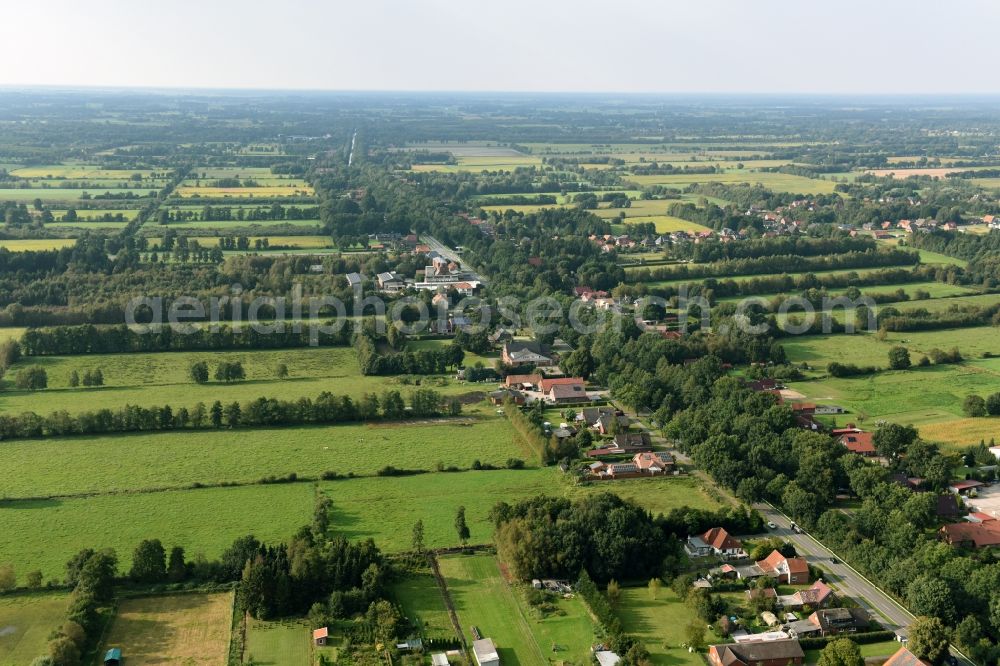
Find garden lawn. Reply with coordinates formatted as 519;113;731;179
804;640;900;665
0;417;529;498
0;593;69;666
0;484;312;578
438;553;547;666
0;346;481;414
100;592;233;666
393;571;455;638
245;617;315;666
613;586;719;666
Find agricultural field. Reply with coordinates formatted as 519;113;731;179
0;238;76;251
626;264;919;287
624;171;838;194
409;155;543;172
244;618;319;665
100;592;233;666
716;280;977;304
0;346;480;415
173;185;314;198
50;208;140;220
153;219;323;231
0;593;69;666
0;328;26;342
0;418;530;499
0;483;313;578
9;165;161;180
614;586;719;666
438;552;598;666
0;188;153;203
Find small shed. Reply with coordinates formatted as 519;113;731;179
104;648;122;666
313;626;329;645
432;653;450;666
473;638;500;666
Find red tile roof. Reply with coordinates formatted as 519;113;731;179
839;432;876;455
884;647;931;666
701;527;743;552
940;521;1000;548
539;377;585;393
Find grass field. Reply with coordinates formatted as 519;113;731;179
50;208;141;220
437;553;549;666
0;346;480;415
624;171;838;194
0;188;153;202
320;471;722;553
614;586;718;666
0;328;26;342
152;219;323;231
0;483;313;578
627;264;919;287
716;281;976;304
9;166;159;179
409;155;543;172
0;593;69;666
244;235;334;249
0;417;529;499
393;571;455;638
174;186;314;198
245;618;318;665
0;238;76;251
803;641;900;664
101;593;233;665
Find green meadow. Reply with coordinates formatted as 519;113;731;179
614;586;720;666
0;188;153;203
0;483;313;579
0;346;481;415
245;618;317;666
0;417;531;498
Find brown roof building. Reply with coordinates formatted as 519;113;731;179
708;639;804;666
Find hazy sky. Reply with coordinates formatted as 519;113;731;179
3;0;999;94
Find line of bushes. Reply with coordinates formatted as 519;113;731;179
796;630;896;650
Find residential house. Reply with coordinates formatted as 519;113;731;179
595;412;630;435
883;647;932;666
505;373;540;389
707;639;804;666
948;480;984;496
839;432;876;457
686;527;748;559
584;433;653;458
805;608;869;636
632;451;674;475
345;272;363;289
589;452;673;479
784;620;822;639
502;341;554;367
489;388;526;406
546;382;587;404
473;638;500;666
756;550;809;584
539;377;585;394
777;580;833;610
576;406;616;427
489;328;514;347
939;521;1000;548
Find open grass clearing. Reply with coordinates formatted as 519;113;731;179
150;219;323;231
409;155;543;172
0;346;479;415
174;185;314;198
101;592;233;666
716;281;976;304
10;166;159;179
613;585;717;666
0;593;69;666
0;417;529;499
245;617;317;665
627;264;919;287
0;483;313;579
393;571;455;638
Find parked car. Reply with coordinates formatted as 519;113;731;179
766;521;777;530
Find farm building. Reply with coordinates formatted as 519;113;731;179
314;626;329;645
473;638;500;666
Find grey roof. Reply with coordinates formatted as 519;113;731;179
346;272;363;286
472;638;499;664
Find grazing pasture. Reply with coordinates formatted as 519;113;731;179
320;471;721;553
101;592;233;666
0;484;312;578
0;346;478;415
9;165;159;179
0;593;69;666
0;418;529;498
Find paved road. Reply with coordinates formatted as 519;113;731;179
752;503;913;630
